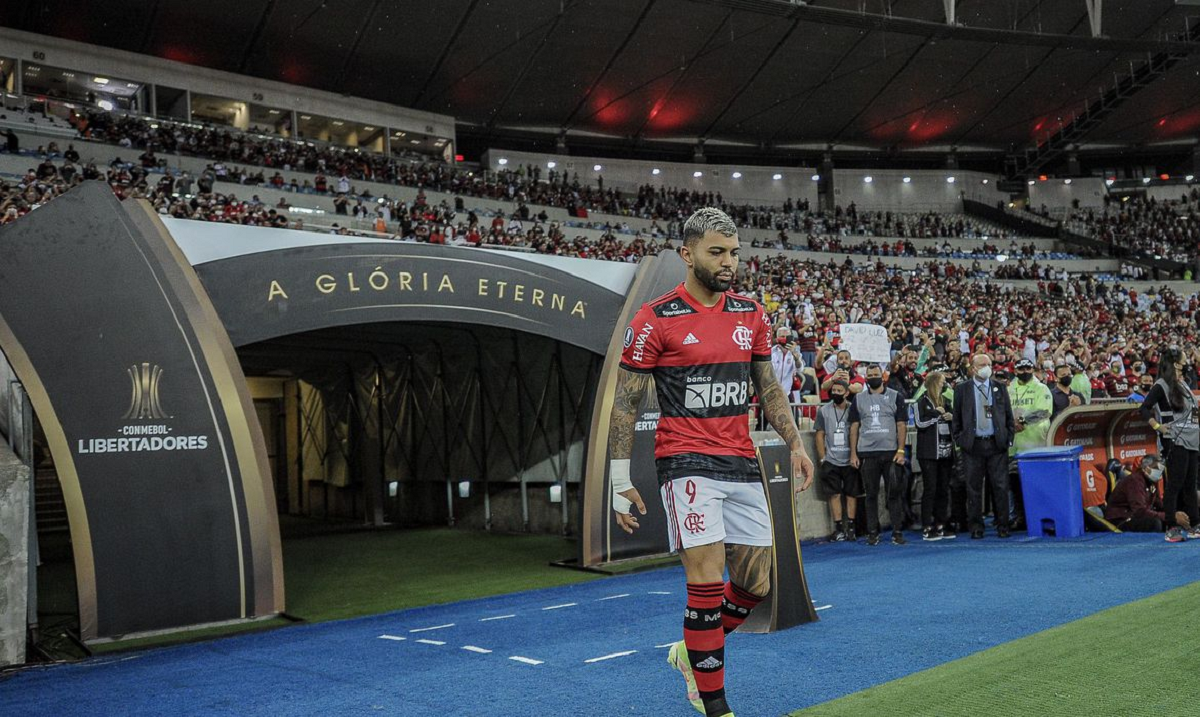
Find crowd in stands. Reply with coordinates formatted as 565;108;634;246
1064;192;1200;265
6;105;1042;243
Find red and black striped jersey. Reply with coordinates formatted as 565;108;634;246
619;283;772;485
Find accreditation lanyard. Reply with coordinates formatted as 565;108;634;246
830;406;849;447
975;382;993;420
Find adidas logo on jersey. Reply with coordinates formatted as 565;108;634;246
694;656;723;670
683;333;701;345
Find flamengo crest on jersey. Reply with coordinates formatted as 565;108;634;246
618;284;772;485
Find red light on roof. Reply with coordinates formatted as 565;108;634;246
1160;173;1170;180
1038;175;1048;181
454;154;464;162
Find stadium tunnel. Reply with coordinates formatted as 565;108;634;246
234;322;602;534
0;185;685;645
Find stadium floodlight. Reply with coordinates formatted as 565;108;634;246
93;77;109;85
497;157;508;165
996;254;1008;262
902;176;911;183
772;173;782;180
863;176;873;183
593;164;603;171
97;99;114;111
388;481;398;498
946;176;955;183
652;168;661;175
458;481;471;498
1028;180;1036;186
811;174;820;181
1105;178;1116;186
693;171;703;178
732;171;742;179
1064;178;1072;185
981;179;989;184
546;161;556;169
549;484;563;503
1142;177;1151;184
1188;175;1196;182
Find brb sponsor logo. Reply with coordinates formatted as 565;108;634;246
685;375;748;410
76;362;211;455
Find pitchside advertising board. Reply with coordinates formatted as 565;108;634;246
0;184;282;641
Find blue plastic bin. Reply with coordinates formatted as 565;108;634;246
1016;445;1085;538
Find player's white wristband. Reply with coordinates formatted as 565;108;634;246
611;459;634;513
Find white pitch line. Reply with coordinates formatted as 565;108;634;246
415;639;446;646
409;623;455;633
462;645;492;654
479;614;516;622
542;602;577;611
585;650;638;664
509;656;544;666
647;591;672;595
598;593;631;601
815;605;833;611
655;643;676;649
378;635;406;641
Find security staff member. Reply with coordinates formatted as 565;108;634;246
815;379;858;542
849;364;909;546
952;353;1016;539
1140;348;1200;542
1009;359;1054;453
1008;358;1054;528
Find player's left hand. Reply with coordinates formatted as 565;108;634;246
792;450;814;493
614;487;646;534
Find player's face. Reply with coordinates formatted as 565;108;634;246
685;230;739;292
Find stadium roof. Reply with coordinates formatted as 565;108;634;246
10;0;1200;152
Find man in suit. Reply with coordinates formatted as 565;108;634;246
952;352;1017;539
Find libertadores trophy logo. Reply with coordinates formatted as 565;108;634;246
122;362;170;420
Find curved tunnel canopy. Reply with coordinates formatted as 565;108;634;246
168;218;638;356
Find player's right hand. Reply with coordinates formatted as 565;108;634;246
614;487;646;534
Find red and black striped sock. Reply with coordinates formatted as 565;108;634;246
684;582;726;704
721;581;764;635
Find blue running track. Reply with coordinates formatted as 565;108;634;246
2;533;1197;717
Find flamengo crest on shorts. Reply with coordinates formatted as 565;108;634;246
619;284;771;486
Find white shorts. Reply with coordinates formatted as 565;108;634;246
660;476;772;552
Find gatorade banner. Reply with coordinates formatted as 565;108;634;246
1049;409;1118;509
1109;410;1159;469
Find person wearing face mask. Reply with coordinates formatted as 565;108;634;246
770;327;799;425
1009;359;1054;452
1139;348;1200;543
1104;455;1166;532
815;380;859;542
1128;373;1156;403
849;364;909;546
913;370;956;540
952;353;1016;539
1051;364;1082;419
820;349;865;397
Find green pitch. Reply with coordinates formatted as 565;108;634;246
794;580;1200;717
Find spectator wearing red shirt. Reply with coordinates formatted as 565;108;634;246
1104;361;1133;398
1105;455;1165;532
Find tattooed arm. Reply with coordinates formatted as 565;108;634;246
750;361;815;491
609;367;652;533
